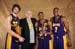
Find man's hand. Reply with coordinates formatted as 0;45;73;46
67;40;72;47
44;32;53;36
18;36;25;42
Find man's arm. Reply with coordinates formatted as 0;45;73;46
62;16;70;40
47;20;53;35
62;16;72;47
50;17;53;34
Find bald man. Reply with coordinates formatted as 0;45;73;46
20;11;37;49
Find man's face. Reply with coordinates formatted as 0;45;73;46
13;7;20;14
53;9;59;16
39;13;44;20
25;11;32;18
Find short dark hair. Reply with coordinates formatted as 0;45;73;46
53;7;59;11
38;12;44;16
12;4;21;11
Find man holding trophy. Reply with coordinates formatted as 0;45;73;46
36;12;53;49
5;4;24;49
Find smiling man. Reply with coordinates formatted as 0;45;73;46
20;10;37;49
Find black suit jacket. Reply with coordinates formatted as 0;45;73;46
20;18;37;44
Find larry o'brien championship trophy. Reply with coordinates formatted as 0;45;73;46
11;18;21;42
38;22;47;39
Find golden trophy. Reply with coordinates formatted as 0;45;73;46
38;22;47;39
11;18;22;42
38;27;44;39
43;22;47;36
11;20;21;35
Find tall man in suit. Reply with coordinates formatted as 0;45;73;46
20;11;37;49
